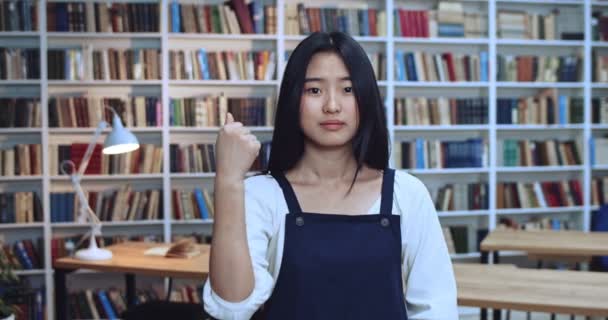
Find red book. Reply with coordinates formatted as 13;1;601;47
172;190;182;220
229;0;255;33
398;9;407;37
421;11;429;38
368;9;377;36
442;53;456;81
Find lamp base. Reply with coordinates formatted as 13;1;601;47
74;247;113;261
74;234;112;261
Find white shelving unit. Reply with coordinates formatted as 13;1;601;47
0;0;602;318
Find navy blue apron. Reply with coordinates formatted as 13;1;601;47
261;168;408;319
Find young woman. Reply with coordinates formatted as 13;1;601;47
203;31;458;319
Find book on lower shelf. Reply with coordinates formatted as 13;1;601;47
0;238;43;270
170;95;274;127
434;183;488;212
394;97;488;126
0;98;41;128
0;48;40;80
497;54;582;82
0;191;42;224
170;142;270;173
394;51;488;82
49;96;162;128
498;139;582;167
393;138;487;169
497;90;584;125
172;188;214;221
50;187;163;223
0;144;42;177
496;180;583;209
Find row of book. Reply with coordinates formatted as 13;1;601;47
0;0;36;32
593;11;608;42
47;2;159;33
393;138;486;169
497;55;582;82
172;188;215;220
499;139;582;167
170;96;274;127
48;48;162;81
434;183;488;212
591;97;608;124
50;143;163;175
284;4;385;37
0;238;42;270
591;177;608;206
50;188;162;223
0;191;41;224
0;48;40;80
0;98;41;128
394;97;487;126
49;96;162;128
394;3;486;38
395;51;488;82
171;0;275;35
169;142;270;173
592;136;608;165
0;144;41;176
498;216;573;231
497;93;584;125
442;225;475;254
169;49;275;81
3;285;44;320
67;284;204;320
594;51;608;83
497;10;557;40
497;180;583;209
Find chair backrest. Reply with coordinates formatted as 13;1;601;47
591;205;608;271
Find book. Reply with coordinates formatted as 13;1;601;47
144;238;201;259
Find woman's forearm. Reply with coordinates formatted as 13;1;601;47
209;177;255;302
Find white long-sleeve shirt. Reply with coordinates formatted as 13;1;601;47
203;170;458;320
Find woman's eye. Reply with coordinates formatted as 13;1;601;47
344;87;352;93
306;88;320;94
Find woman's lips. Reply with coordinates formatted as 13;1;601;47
320;121;345;131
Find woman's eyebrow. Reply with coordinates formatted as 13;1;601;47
304;76;351;82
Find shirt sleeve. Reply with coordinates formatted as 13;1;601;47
397;173;459;319
202;176;276;320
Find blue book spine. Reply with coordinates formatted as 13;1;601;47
251;0;264;34
559;95;567;125
194;188;209;220
66;193;74;222
98;290;118;319
395;51;404;81
169;99;175;125
480;52;488;82
14;241;34;269
406;53;417;81
199;49;210;80
437;24;465;37
171;1;181;33
393;10;401;36
415;139;425;169
361;9;369;36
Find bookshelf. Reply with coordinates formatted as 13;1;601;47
0;0;603;318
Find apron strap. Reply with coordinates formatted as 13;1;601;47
271;172;303;213
379;169;395;215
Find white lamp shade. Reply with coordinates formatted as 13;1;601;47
103;114;140;155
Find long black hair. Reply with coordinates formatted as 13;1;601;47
264;32;389;191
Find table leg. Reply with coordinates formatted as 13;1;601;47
54;268;69;320
493;309;502;320
125;273;136;307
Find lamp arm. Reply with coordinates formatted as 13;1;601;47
77;120;109;177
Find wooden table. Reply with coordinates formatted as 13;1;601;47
454;263;608;317
478;229;608;319
53;241;210;320
480;229;608;257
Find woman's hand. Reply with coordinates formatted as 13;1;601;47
215;112;261;182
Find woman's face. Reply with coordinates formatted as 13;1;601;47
299;51;359;149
